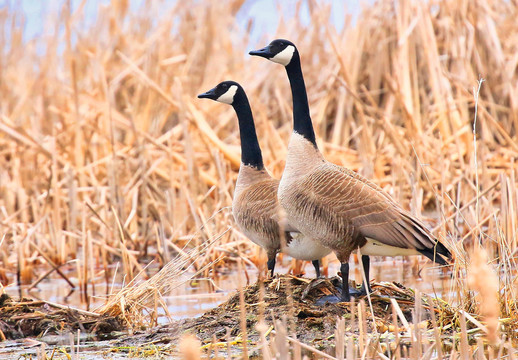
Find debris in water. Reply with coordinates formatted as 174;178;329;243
0;293;123;340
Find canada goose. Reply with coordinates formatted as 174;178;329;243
198;81;331;278
250;40;452;302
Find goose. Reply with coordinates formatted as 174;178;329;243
250;40;452;302
198;81;331;278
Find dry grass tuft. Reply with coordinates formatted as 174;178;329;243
97;232;225;327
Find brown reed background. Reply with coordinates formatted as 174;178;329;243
0;0;517;331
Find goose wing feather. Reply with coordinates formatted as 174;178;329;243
300;163;439;250
234;179;301;249
233;179;281;235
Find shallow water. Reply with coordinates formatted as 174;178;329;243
4;254;453;321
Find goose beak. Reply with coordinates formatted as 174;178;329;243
197;87;217;100
249;45;273;59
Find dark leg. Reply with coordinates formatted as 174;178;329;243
267;256;276;277
312;259;321;278
360;255;371;295
340;262;351;302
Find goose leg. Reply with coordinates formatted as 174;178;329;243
360;255;371;295
340;262;351;302
267;256;276;277
312;259;321;278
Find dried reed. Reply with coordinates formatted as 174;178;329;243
0;0;517;356
178;334;202;360
97;231;224;326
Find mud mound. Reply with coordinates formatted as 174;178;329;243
144;275;453;349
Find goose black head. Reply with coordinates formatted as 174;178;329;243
198;81;241;105
249;39;297;66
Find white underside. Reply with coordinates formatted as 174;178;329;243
359;238;419;256
282;232;332;261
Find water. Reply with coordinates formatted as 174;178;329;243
3;254;453;321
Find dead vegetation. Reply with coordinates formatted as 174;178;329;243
0;0;518;357
0;293;122;340
97;235;223;328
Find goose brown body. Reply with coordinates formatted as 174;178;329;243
232;167;286;261
278;133;447;263
233;165;330;263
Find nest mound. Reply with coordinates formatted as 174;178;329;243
145;275;453;349
0;293;123;340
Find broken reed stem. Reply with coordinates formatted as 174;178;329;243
274;317;289;360
392;303;401;360
346;335;354;360
459;311;469;360
225;327;231;360
467;247;500;344
335;317;345;360
255;276;273;360
179;335;201;360
236;257;249;360
429;301;442;360
472;77;485;246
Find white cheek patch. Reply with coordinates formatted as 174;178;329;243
217;85;238;104
271;45;295;66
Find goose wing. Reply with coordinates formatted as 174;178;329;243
234;179;280;232
301;163;438;250
234;179;298;247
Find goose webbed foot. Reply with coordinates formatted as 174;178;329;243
316;294;341;305
316;261;356;304
315;286;360;305
358;284;371;296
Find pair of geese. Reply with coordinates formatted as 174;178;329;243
198;39;451;302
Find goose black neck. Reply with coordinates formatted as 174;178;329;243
232;90;264;170
285;54;317;147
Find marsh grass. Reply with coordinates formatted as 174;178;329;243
96;230;225;328
0;0;517;357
